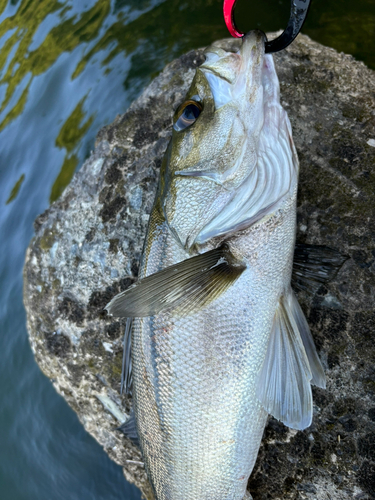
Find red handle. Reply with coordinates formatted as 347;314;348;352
223;0;244;38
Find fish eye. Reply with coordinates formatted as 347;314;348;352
173;100;203;132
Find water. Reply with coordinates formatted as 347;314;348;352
0;0;374;498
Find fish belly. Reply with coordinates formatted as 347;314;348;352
131;193;297;500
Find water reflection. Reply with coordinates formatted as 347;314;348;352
0;0;110;127
6;172;24;203
1;0;374;203
307;0;375;66
51;96;93;201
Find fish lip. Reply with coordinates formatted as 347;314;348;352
242;30;266;49
234;30;266;95
240;30;267;66
200;30;267;109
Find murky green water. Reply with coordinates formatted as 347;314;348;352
0;0;374;498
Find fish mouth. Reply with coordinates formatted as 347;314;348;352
234;30;267;103
240;30;267;78
200;30;267;109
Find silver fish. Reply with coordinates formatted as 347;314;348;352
107;31;327;500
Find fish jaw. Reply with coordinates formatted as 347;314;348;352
201;30;266;110
160;31;298;251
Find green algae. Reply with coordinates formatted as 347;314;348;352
6;173;25;204
50;155;79;203
39;227;59;251
55;98;94;153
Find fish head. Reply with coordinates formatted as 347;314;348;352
160;30;298;250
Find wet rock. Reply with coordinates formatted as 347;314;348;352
24;33;375;500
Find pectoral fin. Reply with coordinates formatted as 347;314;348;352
292;243;348;294
256;290;319;430
105;244;245;318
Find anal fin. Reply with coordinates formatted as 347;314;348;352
105;243;245;318
257;289;324;430
121;317;133;396
117;408;139;447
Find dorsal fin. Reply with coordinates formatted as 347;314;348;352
292;243;348;294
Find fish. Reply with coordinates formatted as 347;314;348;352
106;30;345;500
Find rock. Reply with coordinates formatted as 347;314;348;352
24;33;375;500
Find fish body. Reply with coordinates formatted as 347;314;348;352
132;199;296;500
107;31;326;500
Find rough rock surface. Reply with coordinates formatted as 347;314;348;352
24;33;375;500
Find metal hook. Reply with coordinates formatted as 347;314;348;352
223;0;312;53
